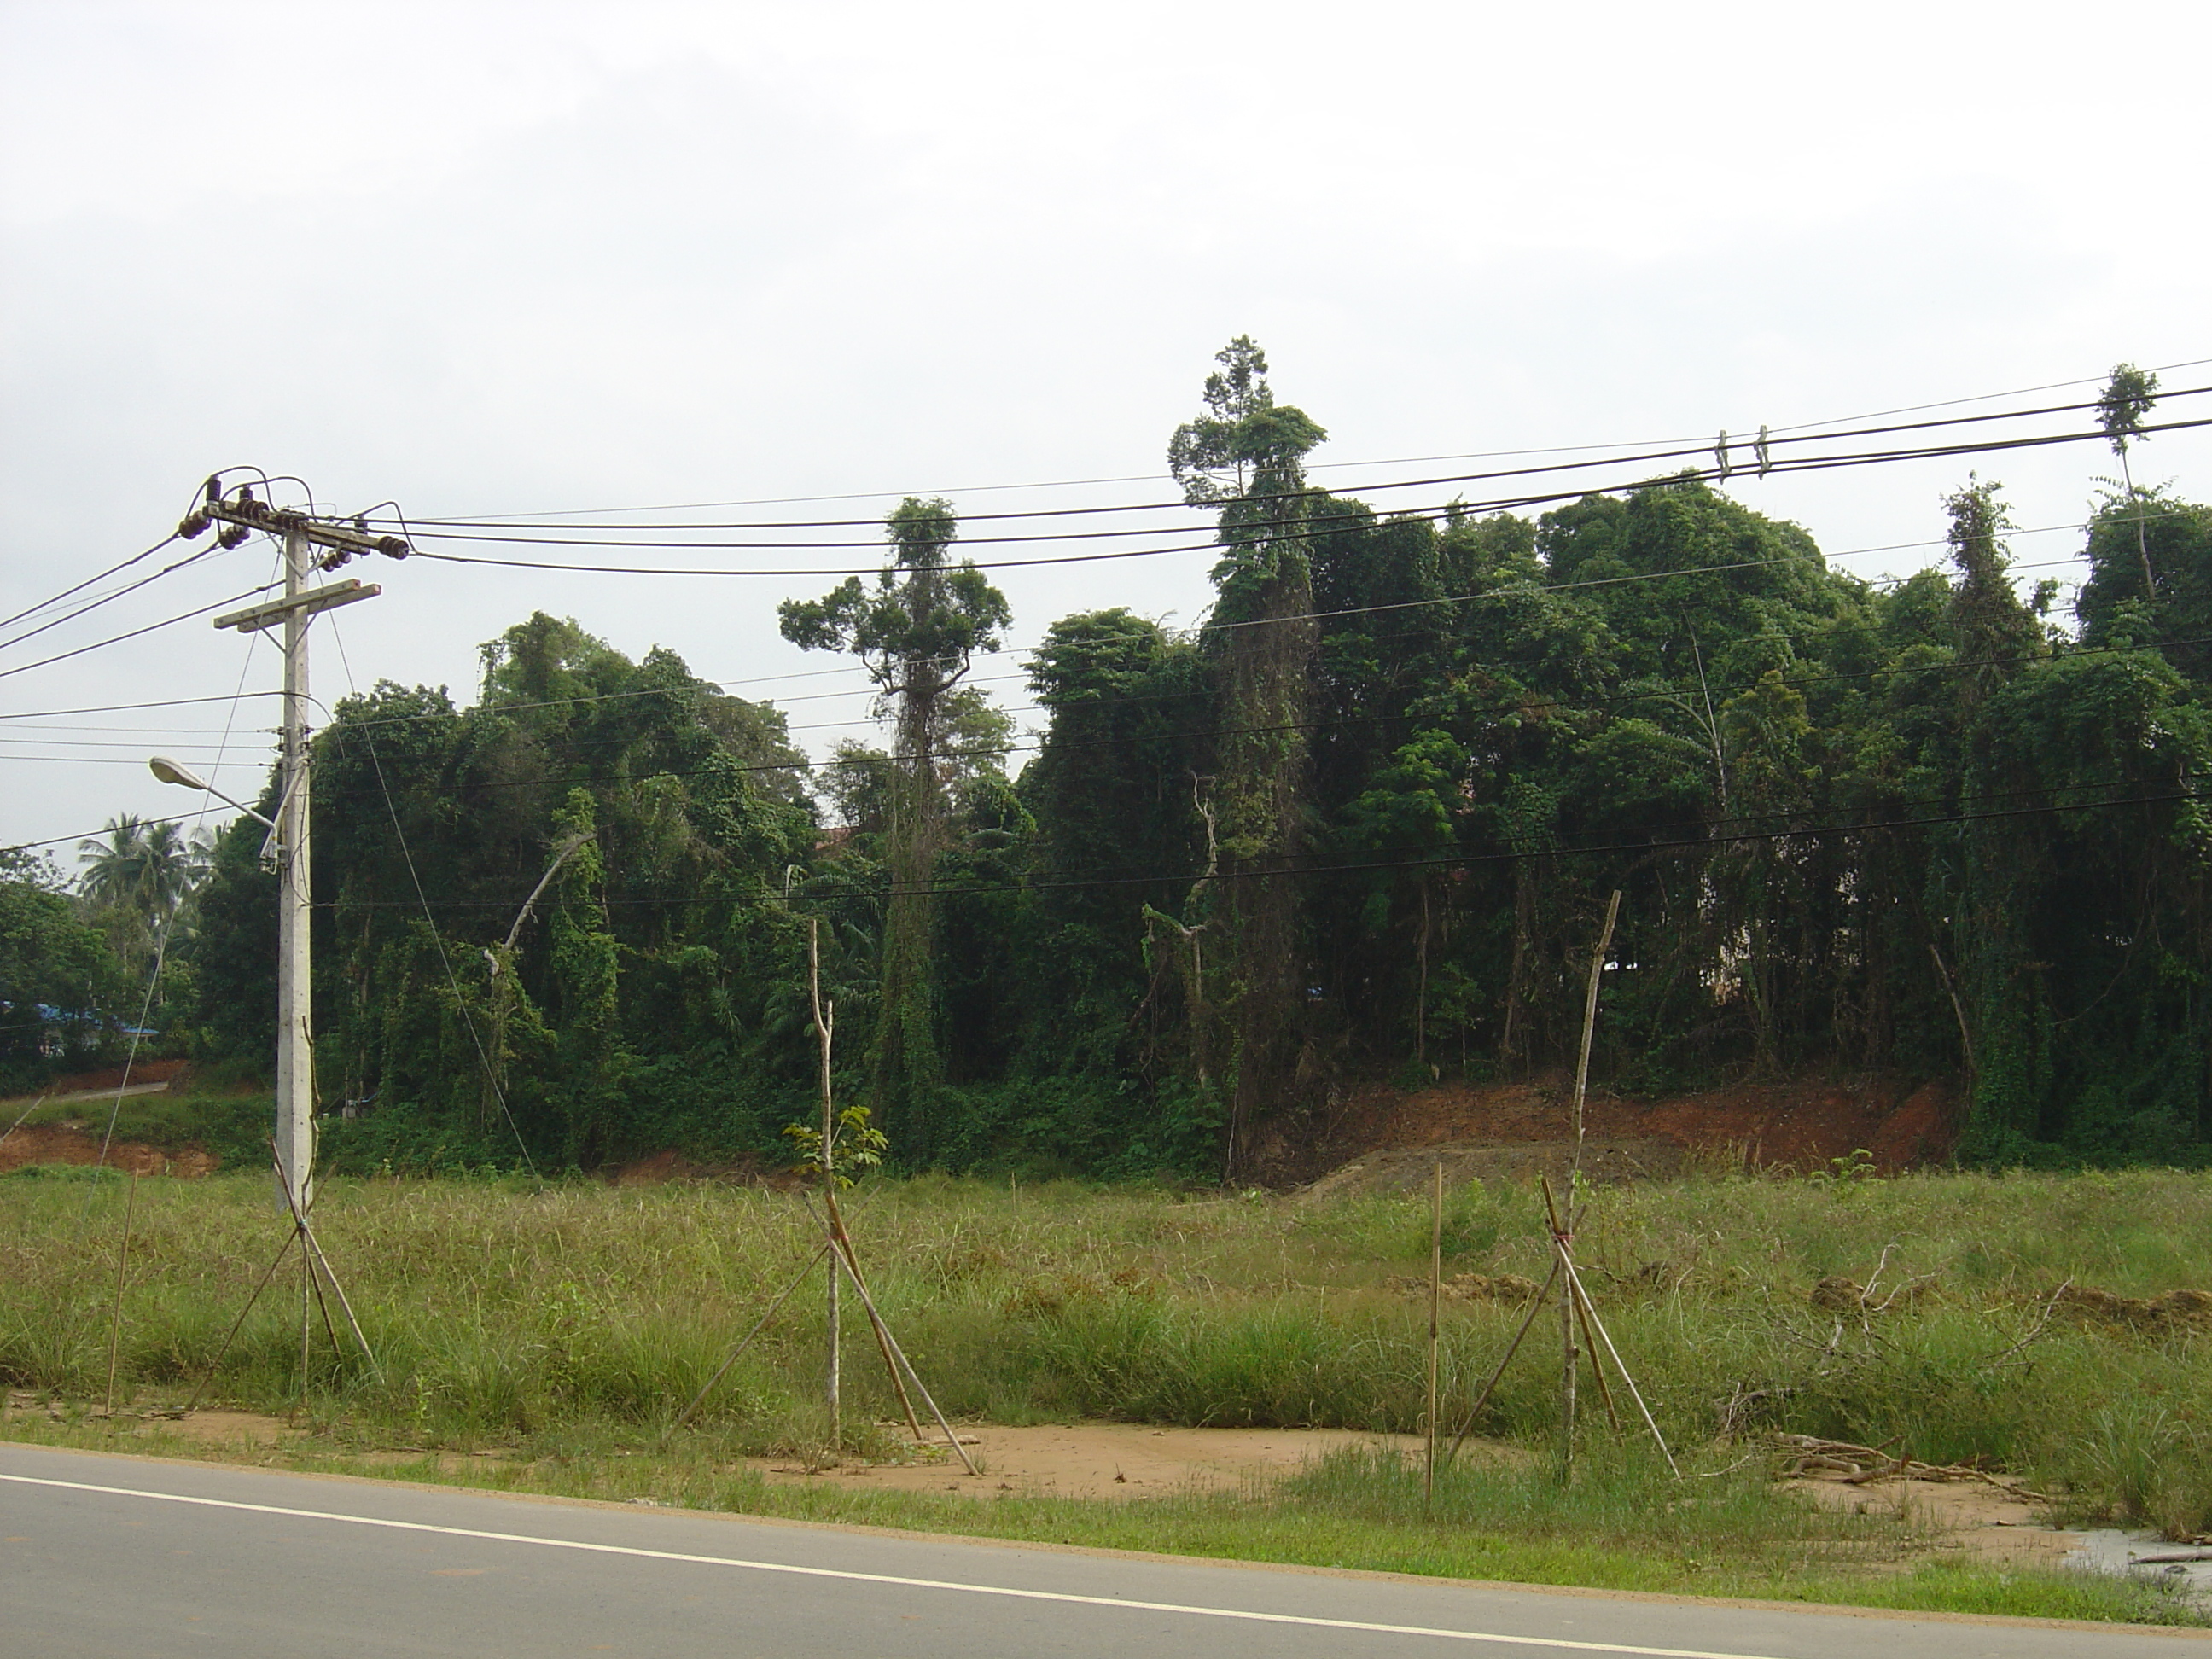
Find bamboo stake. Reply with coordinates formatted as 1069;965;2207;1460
1557;1247;1679;1478
667;1240;834;1435
304;1235;341;1364
269;1139;379;1377
1567;890;1622;1202
812;1190;924;1442
1539;1176;1620;1436
827;1235;979;1476
299;1226;380;1377
0;1095;45;1150
808;918;840;1452
183;1230;298;1415
1559;1232;1577;1477
1424;1159;1442;1507
1561;894;1618;1479
1569;1257;1623;1436
299;1237;311;1417
1446;1259;1561;1462
102;1170;138;1416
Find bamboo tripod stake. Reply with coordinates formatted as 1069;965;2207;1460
809;918;839;1450
1561;889;1621;1474
102;1170;138;1417
672;920;977;1476
1424;1158;1442;1508
1446;893;1677;1478
182;1146;380;1417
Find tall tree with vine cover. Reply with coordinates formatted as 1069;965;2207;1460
778;498;1010;1156
2097;362;2161;598
1168;337;1328;1175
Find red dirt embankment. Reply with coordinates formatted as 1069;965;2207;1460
0;1123;217;1178
1318;1072;1953;1179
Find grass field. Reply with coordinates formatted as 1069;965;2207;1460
3;1161;2209;1624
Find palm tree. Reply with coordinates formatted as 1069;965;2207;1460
77;816;213;979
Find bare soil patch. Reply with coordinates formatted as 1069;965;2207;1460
1786;1470;2079;1570
751;1423;1432;1499
0;1123;216;1178
1301;1139;1684;1202
608;1149;795;1188
1292;1074;1955;1194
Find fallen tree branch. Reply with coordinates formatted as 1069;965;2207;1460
1770;1434;2052;1502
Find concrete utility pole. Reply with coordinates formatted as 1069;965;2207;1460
178;486;405;1216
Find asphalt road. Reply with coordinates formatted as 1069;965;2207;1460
2;1444;2203;1658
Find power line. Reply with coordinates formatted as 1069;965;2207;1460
392;413;2212;579
0;581;280;682
0;534;183;634
0;511;2166;750
0;536;2169;773
277;613;2212;806
375;352;2212;528
0;691;290;723
388;388;2206;542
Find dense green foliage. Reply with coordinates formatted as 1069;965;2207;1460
98;349;2212;1173
0;848;126;1089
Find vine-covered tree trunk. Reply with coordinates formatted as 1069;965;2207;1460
1170;337;1330;1178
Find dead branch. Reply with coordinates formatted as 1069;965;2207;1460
1981;1276;2073;1371
1770;1434;2052;1502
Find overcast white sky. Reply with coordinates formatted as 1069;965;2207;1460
4;0;2209;856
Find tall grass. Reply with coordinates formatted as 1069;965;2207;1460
3;1164;2208;1537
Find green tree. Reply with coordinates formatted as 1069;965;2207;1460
1169;337;1329;1175
0;847;126;1081
2098;362;2162;597
75;815;211;985
778;498;1011;1157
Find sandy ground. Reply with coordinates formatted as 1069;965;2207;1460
749;1422;1428;1499
1785;1470;2079;1569
5;1389;2090;1572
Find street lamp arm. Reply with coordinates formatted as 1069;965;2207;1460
148;755;276;829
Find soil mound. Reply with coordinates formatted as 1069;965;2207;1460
1295;1072;1953;1192
1300;1138;1683;1202
2051;1284;2212;1334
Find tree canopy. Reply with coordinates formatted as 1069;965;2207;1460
113;351;2212;1177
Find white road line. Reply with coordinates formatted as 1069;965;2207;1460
0;1470;1790;1658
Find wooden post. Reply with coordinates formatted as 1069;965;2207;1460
1425;1158;1442;1507
1568;890;1622;1199
1559;1226;1576;1479
298;1224;311;1416
1562;891;1619;1477
808;918;839;1452
827;1233;979;1476
103;1170;138;1416
271;1138;378;1378
820;1189;924;1442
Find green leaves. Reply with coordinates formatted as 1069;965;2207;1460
2098;363;2160;456
781;1103;889;1186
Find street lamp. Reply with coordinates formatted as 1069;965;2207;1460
148;756;274;827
